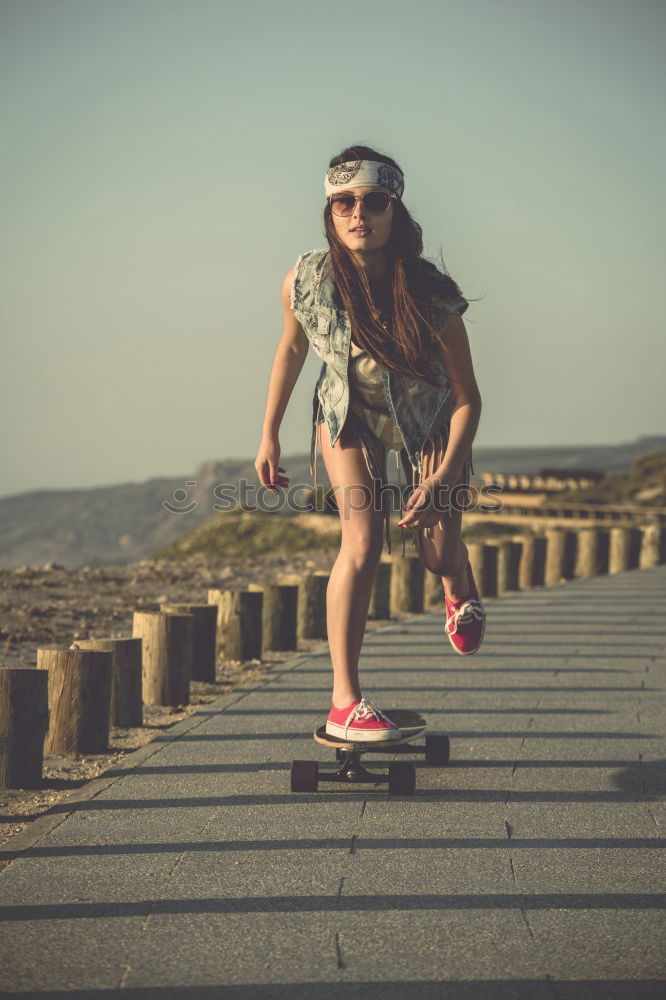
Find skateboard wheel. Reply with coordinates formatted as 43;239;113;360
388;762;416;795
290;759;318;793
335;748;346;762
425;734;450;765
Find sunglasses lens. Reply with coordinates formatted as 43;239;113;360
331;195;356;216
330;192;392;216
365;192;390;213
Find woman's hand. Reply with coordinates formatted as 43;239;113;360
397;475;454;530
255;435;290;494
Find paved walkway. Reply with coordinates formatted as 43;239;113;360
1;566;665;999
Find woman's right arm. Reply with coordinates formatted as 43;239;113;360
254;266;310;494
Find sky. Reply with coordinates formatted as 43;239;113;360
1;0;664;497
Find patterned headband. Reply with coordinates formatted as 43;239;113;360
324;159;405;199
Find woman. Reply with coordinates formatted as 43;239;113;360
255;144;485;742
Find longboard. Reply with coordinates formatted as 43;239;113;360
290;708;450;795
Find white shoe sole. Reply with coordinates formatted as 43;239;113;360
325;721;401;742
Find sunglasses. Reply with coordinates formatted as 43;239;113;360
328;191;397;217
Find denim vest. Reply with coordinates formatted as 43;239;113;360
290;248;469;491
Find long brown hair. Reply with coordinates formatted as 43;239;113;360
324;143;466;388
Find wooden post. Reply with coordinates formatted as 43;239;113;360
160;604;217;682
497;540;522;594
545;528;567;585
574;527;609;578
389;554;424;615
249;581;298;651
544;527;577;583
74;637;142;727
563;529;578;579
368;558;392;620
36;646;113;755
424;567;443;609
517;535;547;589
609;526;642;573
298;572;329;640
0;667;49;789
639;521;666;568
210;589;263;660
132;611;193;707
208;588;227;659
467;542;498;598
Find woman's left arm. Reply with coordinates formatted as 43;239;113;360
398;309;483;530
430;311;482;483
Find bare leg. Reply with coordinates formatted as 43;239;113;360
404;447;472;602
421;518;471;603
316;418;385;709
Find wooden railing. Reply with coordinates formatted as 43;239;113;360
469;496;666;525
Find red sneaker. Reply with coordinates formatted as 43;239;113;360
325;697;401;742
444;559;486;654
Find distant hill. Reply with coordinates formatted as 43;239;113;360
554;449;666;506
0;435;664;569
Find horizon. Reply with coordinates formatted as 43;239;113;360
0;432;663;502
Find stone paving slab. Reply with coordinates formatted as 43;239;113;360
0;566;664;998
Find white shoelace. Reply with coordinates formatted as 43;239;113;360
344;697;395;735
445;598;485;636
